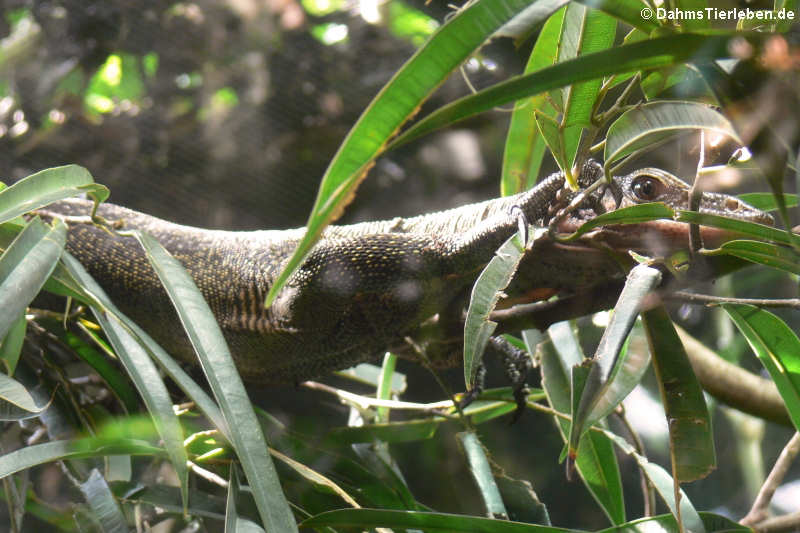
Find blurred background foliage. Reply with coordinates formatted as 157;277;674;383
0;0;522;232
1;0;799;531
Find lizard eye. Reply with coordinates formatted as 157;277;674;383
631;175;664;202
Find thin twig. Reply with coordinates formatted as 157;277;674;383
753;511;800;533
688;130;706;255
741;432;800;526
667;291;800;309
187;461;228;488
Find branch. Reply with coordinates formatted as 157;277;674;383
675;326;791;426
741;432;800;527
490;287;791;426
667;291;800;309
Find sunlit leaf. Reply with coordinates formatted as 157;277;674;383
706;240;800;275
0;217;65;340
391;33;746;149
0;165;108;224
265;0;567;308
501;7;566;195
605;101;740;168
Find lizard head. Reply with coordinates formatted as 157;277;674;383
571;166;776;256
612;167;775;226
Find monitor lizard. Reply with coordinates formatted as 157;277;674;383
36;161;773;384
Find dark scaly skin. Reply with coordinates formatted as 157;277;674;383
37;161;773;383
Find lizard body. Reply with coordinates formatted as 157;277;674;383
38;162;772;383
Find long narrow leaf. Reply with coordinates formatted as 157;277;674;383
569;265;661;453
0;217;66;339
722;304;800;431
604;101;740;167
390;33;746;148
603;430;705;533
464;231;529;387
135;232;297;531
559;4;616;165
79;469;128;533
265;0;568;308
538;323;625;525
0;438;164;480
60;253;190;512
642;306;715;483
0;165;108;225
501;6;566;195
58;253;230;439
707;240;800;275
301;508;584;532
458;431;507;518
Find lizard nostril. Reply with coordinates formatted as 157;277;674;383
725;198;741;211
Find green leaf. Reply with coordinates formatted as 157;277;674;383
535;111;569;173
603;431;705;533
327;418;440;444
265;0;567;308
501;7;566;195
79;469;128;533
0;217;66;340
564;202;676;241
642;306;715;483
458;431;507;518
391;33;744;149
538;323;625;525
59;253;230;439
0;438;165;480
574;0;660;32
676;210;796;245
674;0;711;31
0;313;26;375
89;311;190;510
0;165;108;224
60;253;190;513
63;327;140;414
722;304;800;432
464;231;528;387
0;372;50;421
569;265;660;453
605;101;740;167
227;468;266;533
736;192;799;211
707;240;800;275
301;508;584;532
134;232;297;532
376;352;397;423
559;5;616;164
